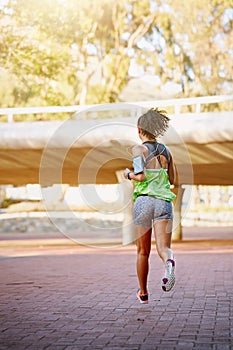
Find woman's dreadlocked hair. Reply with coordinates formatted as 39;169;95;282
137;108;170;140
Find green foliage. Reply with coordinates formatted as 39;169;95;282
0;0;232;119
1;197;21;208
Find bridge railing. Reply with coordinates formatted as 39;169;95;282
0;95;232;123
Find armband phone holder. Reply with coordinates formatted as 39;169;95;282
133;155;145;174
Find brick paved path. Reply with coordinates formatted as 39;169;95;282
0;236;233;349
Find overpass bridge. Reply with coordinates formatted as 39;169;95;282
0;95;232;241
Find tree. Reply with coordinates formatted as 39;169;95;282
0;0;232;111
0;0;73;107
154;0;233;97
62;0;158;104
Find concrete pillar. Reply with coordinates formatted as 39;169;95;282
116;171;134;246
172;185;185;241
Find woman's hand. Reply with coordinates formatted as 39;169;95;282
124;168;145;182
124;168;131;179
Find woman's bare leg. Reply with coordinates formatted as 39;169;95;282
153;220;173;263
135;226;152;295
154;220;175;292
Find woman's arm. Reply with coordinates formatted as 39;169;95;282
124;168;145;182
124;144;147;182
167;150;176;185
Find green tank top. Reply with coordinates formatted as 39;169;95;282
133;168;176;202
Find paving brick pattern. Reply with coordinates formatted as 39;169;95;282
0;236;233;350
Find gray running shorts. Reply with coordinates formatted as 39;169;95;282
133;195;173;227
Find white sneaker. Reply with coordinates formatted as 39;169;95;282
161;259;175;292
